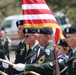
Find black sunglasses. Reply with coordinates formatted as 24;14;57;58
25;35;30;38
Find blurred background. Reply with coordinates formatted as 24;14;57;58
0;0;76;25
0;0;76;50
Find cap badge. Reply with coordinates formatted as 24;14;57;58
37;29;40;33
66;28;69;33
25;28;28;33
58;40;60;44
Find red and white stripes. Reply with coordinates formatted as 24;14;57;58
21;0;64;44
21;0;59;28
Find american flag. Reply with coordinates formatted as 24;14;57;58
21;0;64;44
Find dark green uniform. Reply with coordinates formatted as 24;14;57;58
63;26;76;75
19;42;54;75
36;42;54;64
23;43;41;64
59;49;76;75
0;36;11;70
66;49;76;75
15;40;27;64
11;39;28;74
19;63;53;75
18;27;55;75
23;42;54;64
0;38;5;71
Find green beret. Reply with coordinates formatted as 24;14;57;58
23;27;37;34
58;39;68;47
64;26;76;34
16;20;23;27
0;28;5;30
36;27;53;35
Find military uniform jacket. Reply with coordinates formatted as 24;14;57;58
15;40;27;64
23;43;41;64
11;40;28;75
23;42;54;64
0;37;11;71
19;42;54;75
66;49;76;75
35;42;54;64
19;62;53;75
0;38;5;69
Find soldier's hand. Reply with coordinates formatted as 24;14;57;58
2;62;9;69
2;55;10;69
13;63;25;71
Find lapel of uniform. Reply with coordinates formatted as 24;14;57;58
67;51;76;62
17;41;22;49
24;44;39;60
17;40;25;47
24;50;35;60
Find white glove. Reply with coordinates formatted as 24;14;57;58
2;55;9;69
2;62;9;69
13;63;25;71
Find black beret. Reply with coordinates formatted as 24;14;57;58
58;39;68;47
16;20;23;27
0;28;5;30
64;26;76;34
36;27;53;35
23;27;37;34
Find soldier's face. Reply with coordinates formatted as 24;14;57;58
24;34;36;46
17;25;24;38
66;34;76;48
0;30;4;37
57;46;65;56
38;34;48;47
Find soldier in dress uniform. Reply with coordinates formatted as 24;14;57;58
17;39;70;75
0;28;11;71
12;20;29;75
12;26;76;75
13;27;54;75
15;20;29;64
64;26;76;75
22;27;41;64
36;27;54;63
0;28;5;71
22;27;54;64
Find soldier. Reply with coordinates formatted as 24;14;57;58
13;27;76;75
13;27;55;75
36;27;54;63
57;39;71;75
0;28;12;54
22;27;41;64
15;20;29;64
12;20;29;74
0;27;11;71
64;26;76;75
57;39;70;62
22;27;54;64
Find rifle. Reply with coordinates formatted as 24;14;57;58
53;45;60;75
